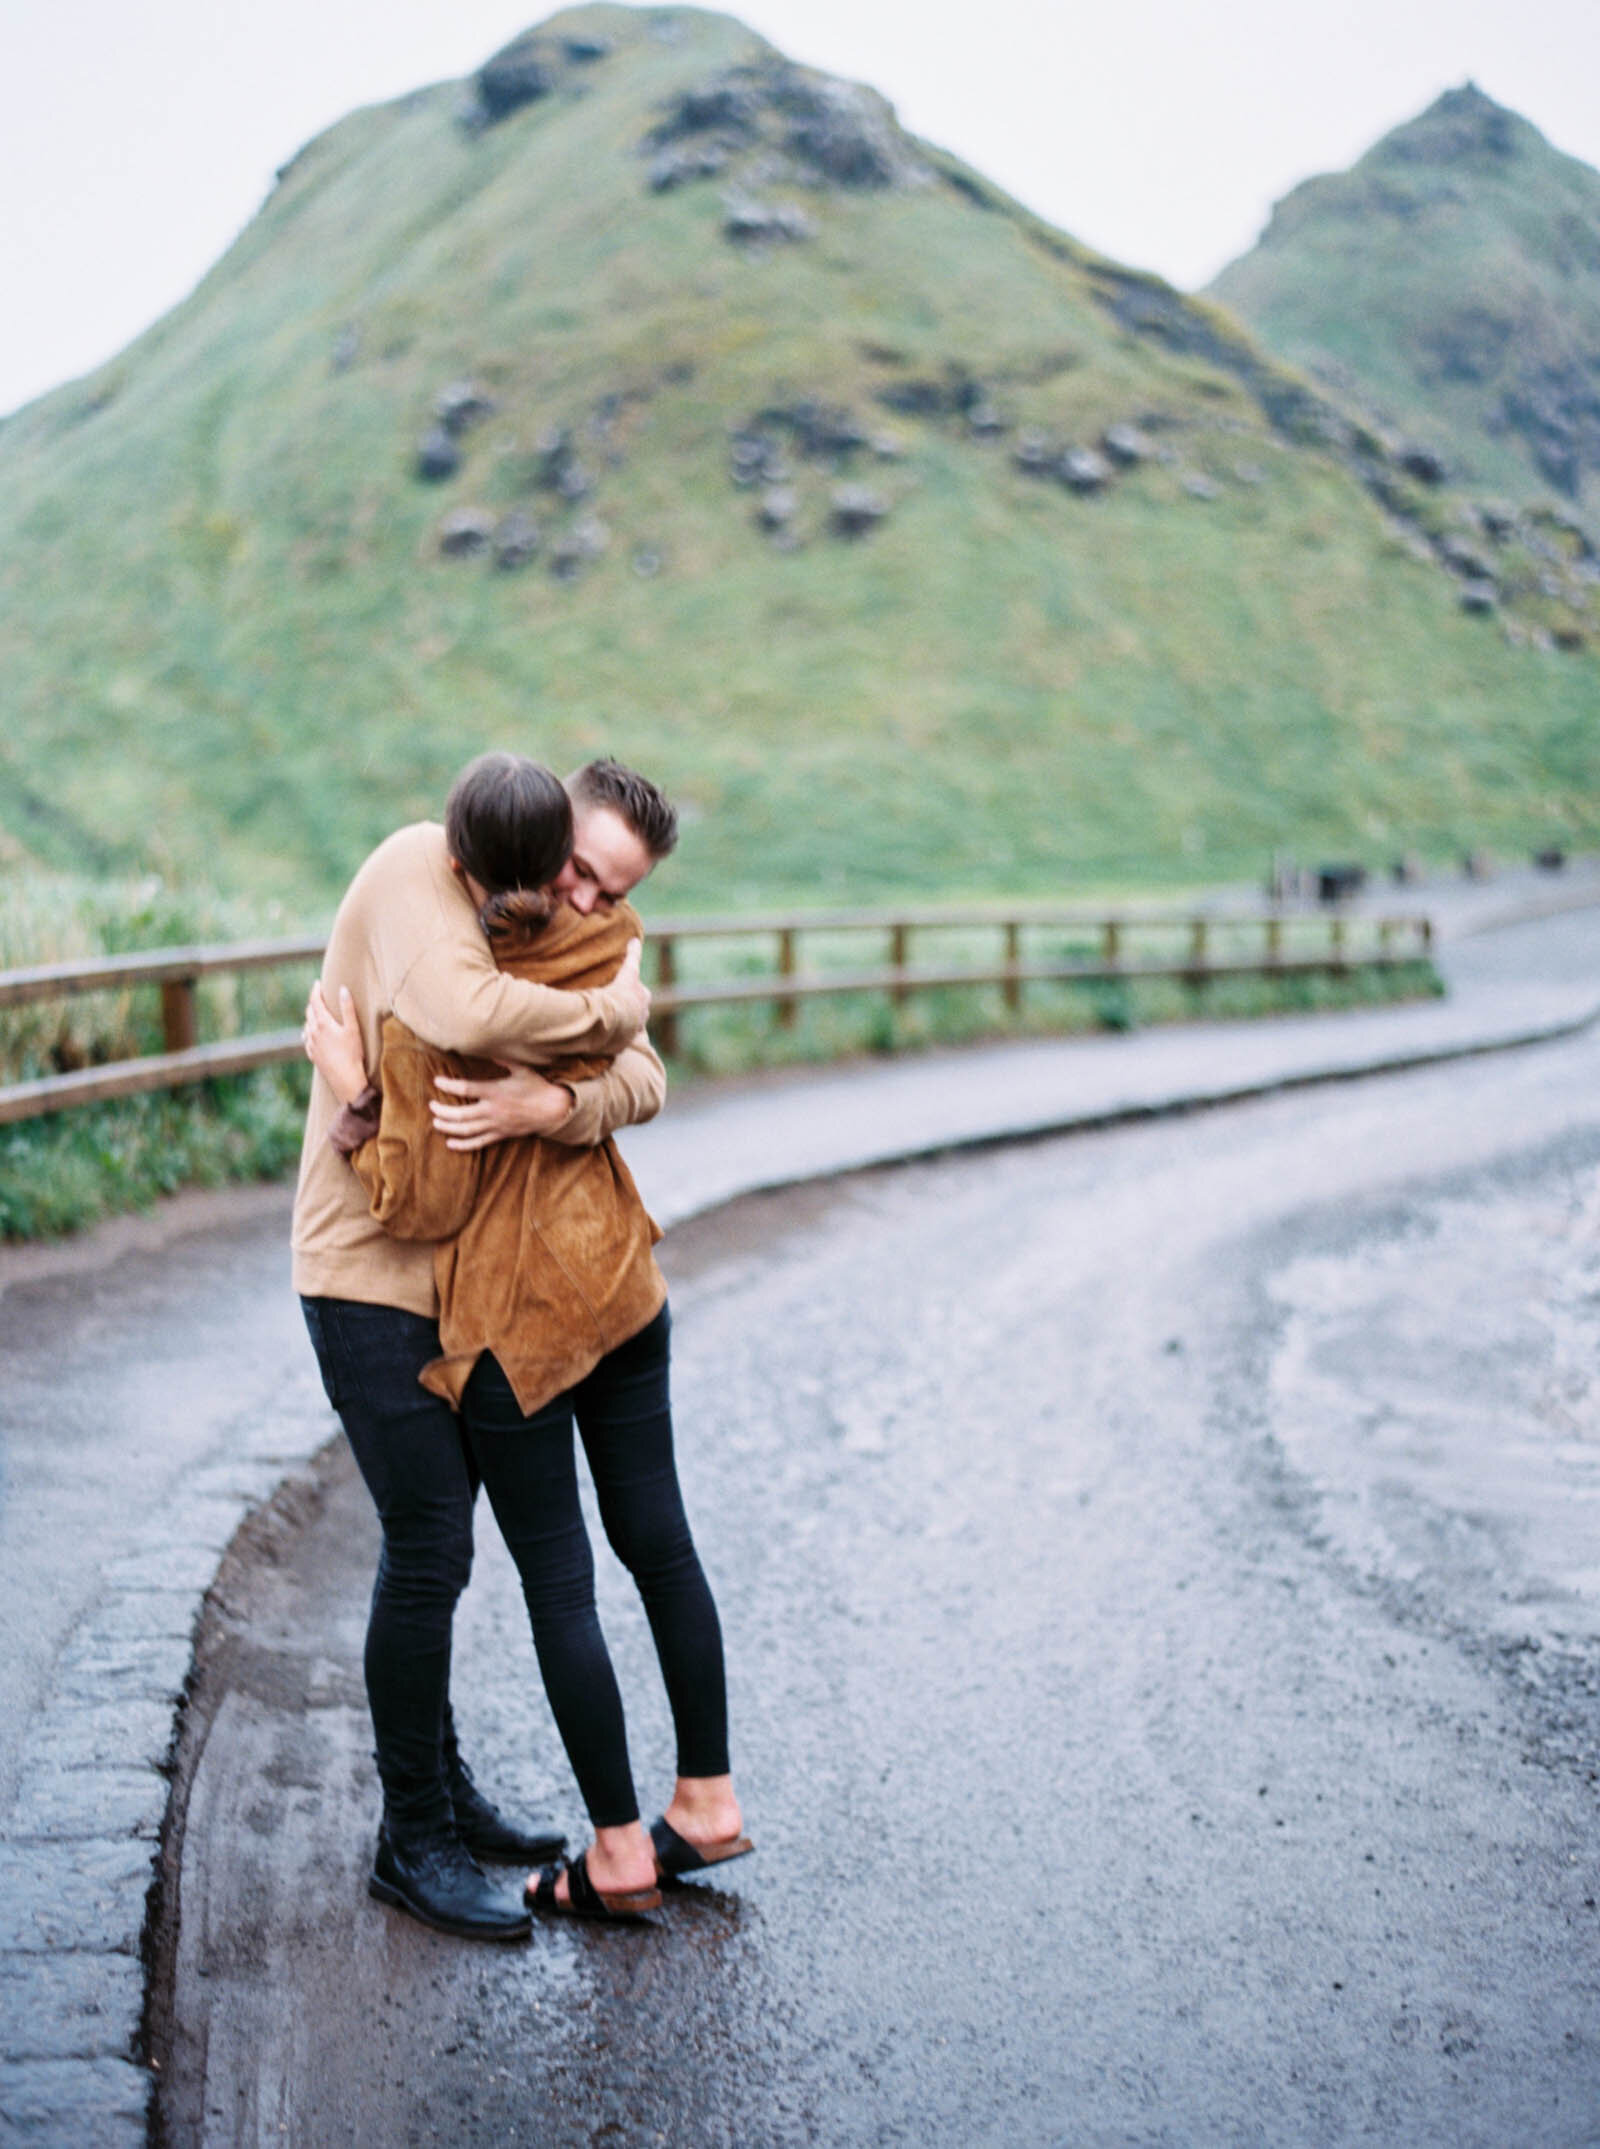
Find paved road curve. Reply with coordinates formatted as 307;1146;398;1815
157;1013;1600;2144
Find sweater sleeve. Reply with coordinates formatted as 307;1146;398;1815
548;1035;667;1148
392;922;641;1062
347;1025;483;1242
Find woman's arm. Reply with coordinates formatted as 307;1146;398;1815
303;980;371;1106
303;987;481;1240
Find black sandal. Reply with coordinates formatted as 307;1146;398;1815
649;1815;756;1882
526;1851;661;1921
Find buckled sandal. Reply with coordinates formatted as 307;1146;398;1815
526;1851;661;1922
649;1815;755;1882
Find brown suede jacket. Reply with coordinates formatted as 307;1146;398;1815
331;901;666;1416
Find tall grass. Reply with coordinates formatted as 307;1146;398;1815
0;871;315;1240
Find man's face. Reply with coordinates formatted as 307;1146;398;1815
552;802;654;915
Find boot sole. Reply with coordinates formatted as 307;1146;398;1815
368;1873;532;1942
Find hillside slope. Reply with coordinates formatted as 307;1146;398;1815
1;13;1595;911
1210;85;1600;518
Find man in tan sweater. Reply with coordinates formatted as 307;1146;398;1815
294;755;677;1941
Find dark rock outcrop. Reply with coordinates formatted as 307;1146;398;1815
1437;532;1496;582
757;485;798;530
1102;422;1155;465
830;485;890;536
649;79;766;148
439;507;497;557
753;400;869;460
1060;447;1114;494
493;511;540;570
469;25;614;126
416;428;461;482
729;430;787;487
434;380;497;435
779;77;916;190
723;196;815;244
475;32;557;121
643;58;928;196
1012;429;1058;477
648;142;730;192
877;369;987;420
531;426;594;499
549;515;610;580
1397;442;1448;484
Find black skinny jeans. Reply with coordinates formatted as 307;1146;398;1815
300;1296;478;1839
460;1304;730;1830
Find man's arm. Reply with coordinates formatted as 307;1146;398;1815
393;933;650;1062
548;1037;666;1147
428;1036;666;1152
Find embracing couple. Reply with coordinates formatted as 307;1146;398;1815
291;753;748;1938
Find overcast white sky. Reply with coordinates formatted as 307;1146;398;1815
4;0;1598;418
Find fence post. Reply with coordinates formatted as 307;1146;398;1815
1265;915;1282;968
1003;920;1021;1013
1330;916;1347;971
890;923;909;1010
654;935;678;1060
778;927;797;1029
1102;919;1121;967
161;976;198;1054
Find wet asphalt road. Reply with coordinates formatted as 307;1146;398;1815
156;1015;1600;2147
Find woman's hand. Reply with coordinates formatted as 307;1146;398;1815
429;1064;576;1150
303;980;370;1106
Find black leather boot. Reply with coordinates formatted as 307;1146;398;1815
369;1825;532;1941
447;1752;567;1866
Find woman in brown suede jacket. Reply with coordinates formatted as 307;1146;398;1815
307;801;749;1922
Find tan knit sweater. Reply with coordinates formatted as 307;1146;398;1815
290;822;664;1315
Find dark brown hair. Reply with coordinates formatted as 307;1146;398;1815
566;756;679;860
445;752;572;896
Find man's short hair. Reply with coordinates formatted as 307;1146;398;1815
567;757;679;860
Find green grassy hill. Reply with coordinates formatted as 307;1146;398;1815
1210;84;1600;518
2;12;1596;918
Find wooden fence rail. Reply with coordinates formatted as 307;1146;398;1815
0;909;1432;1128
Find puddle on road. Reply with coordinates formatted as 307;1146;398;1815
1267;1158;1600;1645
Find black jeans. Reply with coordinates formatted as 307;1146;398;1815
460;1304;729;1830
300;1296;477;1838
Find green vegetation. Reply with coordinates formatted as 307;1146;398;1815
1210;85;1600;519
0;1071;309;1241
0;871;316;1239
0;10;1594;925
662;961;1442;1080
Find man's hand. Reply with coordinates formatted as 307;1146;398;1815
429;1064;576;1150
605;939;651;1041
303;980;369;1107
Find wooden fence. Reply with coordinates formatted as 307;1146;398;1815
0;907;1432;1127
